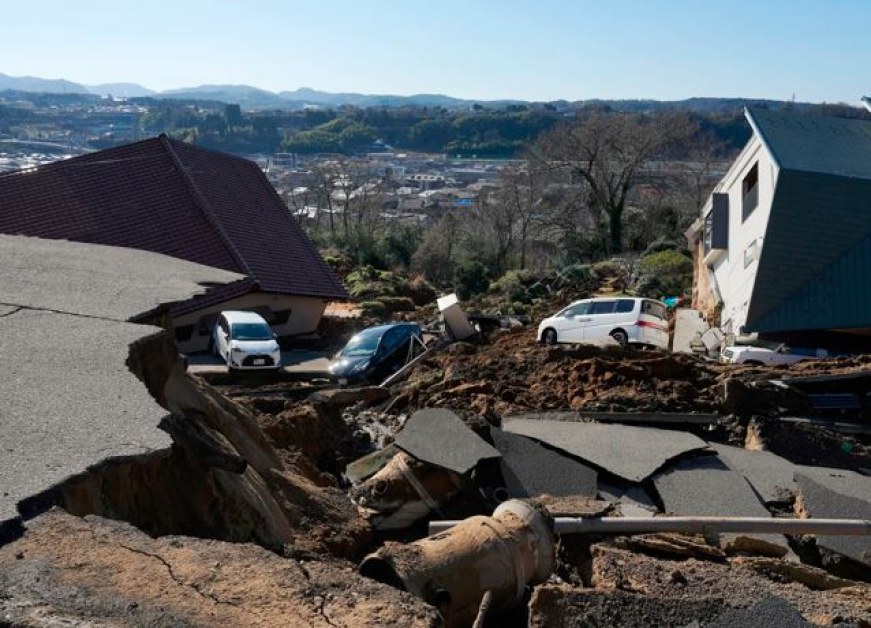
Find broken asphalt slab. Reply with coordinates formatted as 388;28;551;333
0;234;241;321
653;455;789;556
393;408;500;474
0;235;242;533
708;443;798;504
713;442;871;508
502;417;708;482
489;426;597;499
597;483;659;517
795;471;871;569
0;310;171;527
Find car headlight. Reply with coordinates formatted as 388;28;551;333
351;359;371;372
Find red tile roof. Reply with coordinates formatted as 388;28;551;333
0;136;347;303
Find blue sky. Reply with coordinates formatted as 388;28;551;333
3;0;869;103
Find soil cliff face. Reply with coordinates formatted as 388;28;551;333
28;327;370;559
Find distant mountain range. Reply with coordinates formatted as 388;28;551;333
0;72;839;113
0;73;515;108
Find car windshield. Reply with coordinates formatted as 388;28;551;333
231;322;273;341
341;329;383;357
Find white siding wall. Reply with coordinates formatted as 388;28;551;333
173;293;327;353
703;136;779;334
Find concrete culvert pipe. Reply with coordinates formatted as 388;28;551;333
359;499;554;627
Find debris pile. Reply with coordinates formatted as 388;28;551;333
389;331;726;418
3;249;871;626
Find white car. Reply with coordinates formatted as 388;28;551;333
538;297;669;349
212;310;281;370
720;344;828;365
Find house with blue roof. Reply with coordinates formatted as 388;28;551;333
688;106;871;350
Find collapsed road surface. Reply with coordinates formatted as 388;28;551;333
0;234;241;538
2;236;871;626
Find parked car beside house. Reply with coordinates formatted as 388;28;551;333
537;297;669;349
212;310;282;370
721;344;828;365
329;323;424;385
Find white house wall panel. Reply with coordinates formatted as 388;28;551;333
700;136;779;334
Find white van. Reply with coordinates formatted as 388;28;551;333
212;310;282;370
537;297;669;349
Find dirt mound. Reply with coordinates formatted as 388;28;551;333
0;509;439;627
390;330;723;418
530;543;871;626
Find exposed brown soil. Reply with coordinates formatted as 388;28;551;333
0;509;439;627
529;544;871;627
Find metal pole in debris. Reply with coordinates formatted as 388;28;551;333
429;516;871;537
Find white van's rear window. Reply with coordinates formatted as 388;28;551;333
642;300;667;320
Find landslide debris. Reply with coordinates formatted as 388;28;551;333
0;509;439;627
530;544;871;627
389;330;722;418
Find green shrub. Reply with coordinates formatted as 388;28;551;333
379;296;416;313
639;250;693;275
554;263;598;291
636;250;693;297
509;302;528;315
454;261;490;301
643;239;689;257
592;259;622;276
400;276;438;306
358;300;388;316
490;270;529;303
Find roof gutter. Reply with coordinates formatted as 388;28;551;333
743;107;780;171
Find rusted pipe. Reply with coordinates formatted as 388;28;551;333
360;499;554;627
429;515;871;537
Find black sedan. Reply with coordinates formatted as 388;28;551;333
329;323;423;385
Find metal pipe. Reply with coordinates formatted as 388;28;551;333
429;516;871;537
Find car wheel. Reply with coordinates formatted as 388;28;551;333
610;330;628;347
542;328;558;345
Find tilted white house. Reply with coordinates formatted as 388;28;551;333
687;106;871;347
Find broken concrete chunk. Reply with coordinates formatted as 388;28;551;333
795;466;871;504
394;408;500;475
708;443;798;504
490;427;597;499
345;444;400;484
794;472;871;570
616;533;727;561
307;386;391;408
597;483;659;517
503;418;707;483
350;451;466;531
653;455;789;557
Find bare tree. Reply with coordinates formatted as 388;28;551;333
532;111;696;254
494;160;549;270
